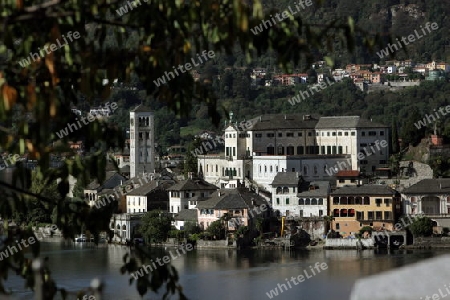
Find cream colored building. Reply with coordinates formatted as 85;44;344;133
199;114;389;192
330;185;400;237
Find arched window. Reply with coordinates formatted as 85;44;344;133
264;165;267;172
348;209;355;217
355;197;362;205
270;165;273;172
122;225;126;230
283;187;289;194
348;197;355;205
277;145;284;155
286;145;294;155
318;198;323;205
333;209;340;217
303;166;308;175
340;197;348;205
298;198;305;205
276;187;282;194
333;197;339;204
340;209;348;217
313;165;318;175
311;198;318;205
305;198;310;205
363;197;370;204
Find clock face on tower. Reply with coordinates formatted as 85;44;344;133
130;118;134;126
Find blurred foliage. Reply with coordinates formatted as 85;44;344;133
0;0;436;298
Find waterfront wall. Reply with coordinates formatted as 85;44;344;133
412;236;450;248
325;238;374;249
197;239;236;248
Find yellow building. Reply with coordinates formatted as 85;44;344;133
330;185;401;237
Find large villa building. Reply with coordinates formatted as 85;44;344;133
199;114;390;191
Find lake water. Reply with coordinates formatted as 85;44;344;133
0;169;445;299
2;242;446;300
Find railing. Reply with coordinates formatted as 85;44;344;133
425;213;450;218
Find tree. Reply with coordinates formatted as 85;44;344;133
401;108;426;146
206;220;225;240
391;119;400;154
323;215;335;235
0;0;386;298
359;226;373;236
25;170;61;224
183;139;200;177
140;210;173;244
407;216;433;237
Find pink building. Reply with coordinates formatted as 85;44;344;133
196;188;270;231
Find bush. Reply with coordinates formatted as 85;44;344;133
205;220;225;240
236;226;249;236
408;216;433;237
359;226;373;236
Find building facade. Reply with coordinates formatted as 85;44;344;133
402;179;450;228
330;185;400;237
167;177;218;213
199;114;389;192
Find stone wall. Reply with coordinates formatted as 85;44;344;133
197;239;236;248
412;236;450;247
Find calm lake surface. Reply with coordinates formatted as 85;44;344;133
0;170;444;299
3;242;447;300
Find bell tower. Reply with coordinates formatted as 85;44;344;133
130;105;155;178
